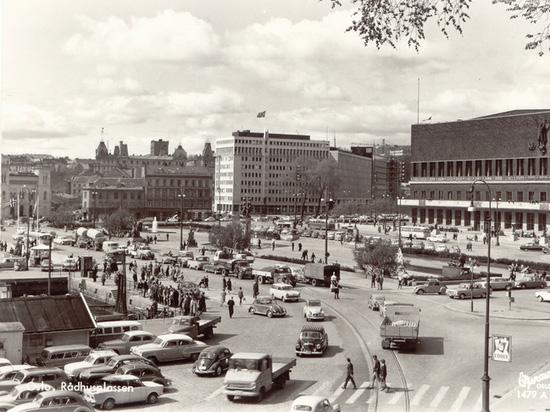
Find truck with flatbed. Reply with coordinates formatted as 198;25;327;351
224;353;296;402
167;315;221;339
203;259;251;277
303;263;340;287
380;304;420;350
252;265;292;284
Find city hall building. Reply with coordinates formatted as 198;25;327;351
402;110;550;233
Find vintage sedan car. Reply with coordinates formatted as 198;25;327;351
535;290;550;302
291;396;340;412
115;363;171;386
0;257;16;270
9;390;94;412
64;350;117;380
435;244;449;253
0;365;35;381
160;254;178;265
367;294;385;311
515;277;547;289
130;334;207;364
78;354;157;385
411;241;425;250
269;283;301;302
53;236;74;246
188;256;210;270
447;283;489;299
40;259;54;272
295;325;329;356
0;382;54;411
414;280;447;295
83;374;163;410
248;296;287;318
98;331;157;355
0;368;67;393
192;346;232;377
427;235;449;243
130;246;155;260
61;257;79;271
235;251;255;263
476;279;513;291
303;299;325;321
519;243;544;251
177;251;195;267
423;242;436;251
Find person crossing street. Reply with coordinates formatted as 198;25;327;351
368;355;380;389
342;358;357;389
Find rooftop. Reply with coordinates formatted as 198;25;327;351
232;130;311;141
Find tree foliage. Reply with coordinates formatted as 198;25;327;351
353;241;398;276
49;206;75;228
324;0;550;55
208;222;251;250
102;209;136;237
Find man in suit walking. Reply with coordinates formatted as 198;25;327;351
342;358;357;389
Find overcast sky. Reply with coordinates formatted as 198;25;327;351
2;0;550;158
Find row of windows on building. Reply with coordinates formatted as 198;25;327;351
234;139;326;148
413;190;548;202
412;158;549;178
2;190;47;201
146;178;210;188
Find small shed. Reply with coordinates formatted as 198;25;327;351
0;322;25;364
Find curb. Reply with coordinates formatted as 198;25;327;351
443;302;550;321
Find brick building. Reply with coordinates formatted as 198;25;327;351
403;110;550;232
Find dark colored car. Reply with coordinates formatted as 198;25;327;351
115;363;171;386
295;325;329;356
520;243;544;251
248;296;287;318
78;354;157;385
192;346;232;377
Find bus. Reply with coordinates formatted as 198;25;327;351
90;320;143;347
307;218;335;231
401;226;431;240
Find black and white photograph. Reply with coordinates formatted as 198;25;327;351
1;1;550;411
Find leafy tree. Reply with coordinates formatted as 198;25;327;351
187;229;198;248
208;222;251;250
324;0;550;55
49;206;76;228
354;241;398;277
102;208;135;237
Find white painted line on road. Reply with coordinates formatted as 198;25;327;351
388;391;403;405
329;385;346;403
345;381;369;404
312;380;332;396
366;393;377;404
411;383;430;406
449;386;471;412
473;394;482;411
205;386;224;400
429;386;449;408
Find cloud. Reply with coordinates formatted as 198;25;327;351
64;10;220;63
83;76;146;95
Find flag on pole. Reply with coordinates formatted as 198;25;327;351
257;111;266;118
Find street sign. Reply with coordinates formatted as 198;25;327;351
492;335;512;362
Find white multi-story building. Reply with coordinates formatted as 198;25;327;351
214;130;330;215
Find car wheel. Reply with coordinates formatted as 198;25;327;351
521;284;526;289
147;393;159;404
267;310;273;318
258;276;264;284
215;365;223;376
459;293;466;300
191;353;199;361
249;307;255;314
416;289;424;295
311;279;317;287
227;395;235;401
481;293;486;298
102;398;116;410
282;296;287;302
538;296;544;302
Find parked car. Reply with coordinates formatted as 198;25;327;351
192;346;232;377
248;296;287;318
130;246;155;260
160;254;177;265
515;276;547;289
411;241;425;250
435;244;449;253
115;363;171;386
303;299;325;321
78;354;157;385
83;374;163;410
477;279;513;291
177;251;195;267
188;256;210;270
535;290;550;302
424;242;436;251
367;294;385;311
269;283;301;302
64;350;117;380
130;334;208;364
291;396;340;412
295;325;329;356
235;251;255;263
0;368;68;392
414;280;447;295
0;382;54;411
520;243;544;251
53;237;74;246
9;390;94;412
97;331;157;355
61;257;79;271
0;365;35;381
447;283;489;299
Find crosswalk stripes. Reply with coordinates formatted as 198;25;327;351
345;381;369;404
329;386;346;403
387;391;403;405
411;383;430;406
449;386;471;412
429;386;450;408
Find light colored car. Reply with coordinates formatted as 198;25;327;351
130;246;155;260
0;365;35;380
53;237;74;246
131;334;208;364
435;244;449;253
8;390;94;412
61;257;79;271
303;299;325;321
414;280;447;295
477;279;513;291
97;331;157;355
188;256;210;270
0;359;11;369
0;382;54;411
83;374;163;410
424;242;436;251
535;290;550;302
235;251;255;263
290;395;340;412
427;235;449;243
64;350;117;380
270;283;301;302
447;283;489;299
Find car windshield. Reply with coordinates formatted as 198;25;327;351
199;351;216;360
153;337;164;344
228;359;260;371
280;285;292;290
84;354;96;363
308;301;321;306
301;332;322;339
107;358;119;367
12;372;24;382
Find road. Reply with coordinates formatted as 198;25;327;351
2;223;550;411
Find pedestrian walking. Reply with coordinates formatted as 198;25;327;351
227;278;232;293
166;233;169;241
371;272;376;288
379;359;388;391
227;296;235;318
222;276;227;290
342;358;357;389
237;287;244;305
271;239;276;250
220;288;226;306
252;279;259;299
291;242;295;251
311;252;316;262
298;242;302;252
368;355;380;389
258;239;262;249
101;272;106;286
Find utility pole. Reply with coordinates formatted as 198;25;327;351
115;253;128;316
48;238;52;296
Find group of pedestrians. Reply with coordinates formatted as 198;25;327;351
343;355;388;391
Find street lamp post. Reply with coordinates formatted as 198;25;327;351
21;186;33;271
178;189;186;250
91;191;98;226
398;196;403;249
468;179;492;412
494;197;500;246
321;195;334;264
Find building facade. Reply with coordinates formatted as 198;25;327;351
82;178;145;219
403;110;550;232
150;139;169;156
214;130;330;214
329;148;373;207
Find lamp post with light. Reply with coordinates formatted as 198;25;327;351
20;186;34;271
494;197;501;246
320;195;334;264
467;179;492;412
178;189;186;250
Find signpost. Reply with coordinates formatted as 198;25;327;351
491;335;512;362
